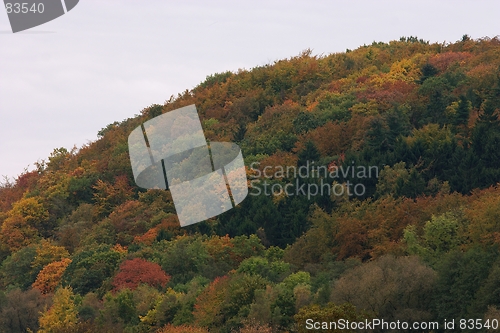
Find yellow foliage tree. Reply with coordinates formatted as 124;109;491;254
10;196;49;226
32;239;70;273
38;287;78;333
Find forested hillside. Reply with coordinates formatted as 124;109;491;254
2;35;500;333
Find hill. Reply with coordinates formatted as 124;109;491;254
1;35;500;332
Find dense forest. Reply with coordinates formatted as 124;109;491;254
1;35;500;333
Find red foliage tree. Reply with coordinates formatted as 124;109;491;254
111;258;170;291
0;170;40;212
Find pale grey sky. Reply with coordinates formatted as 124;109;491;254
1;0;499;180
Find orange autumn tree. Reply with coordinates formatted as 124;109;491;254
193;276;230;328
133;215;185;245
112;258;170;291
32;258;72;294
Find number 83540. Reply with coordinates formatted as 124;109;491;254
5;3;45;14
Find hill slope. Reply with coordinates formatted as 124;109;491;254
1;35;500;332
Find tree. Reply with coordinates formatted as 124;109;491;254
239;321;273;333
293;111;321;134
419;76;453;125
0;244;38;290
32;258;72;294
193;276;230;329
366;117;390;152
375;162;410;198
0;288;49;333
38;287;78;333
403;213;465;265
283;206;334;268
0;170;39;213
466;187;500;245
395;168;426;199
419;63;438;84
432;247;498;322
56;203;95;253
114;289;137;325
62;244;124;295
247;287;275;326
10;196;49;227
469;261;500;317
0;214;39;252
453;95;470;126
99;288;139;328
32;239;70;275
194;273;268;331
9;196;51;236
139;287;182;328
297;141;320;167
92;176;133;218
112;258;170;291
472;99;500;184
331;255;437;321
237;257;290;283
157;236;210;285
271;272;312;329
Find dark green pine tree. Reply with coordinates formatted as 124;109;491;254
453;95;470;126
471;99;500;187
432;247;498;323
490;67;500;106
428;90;449;125
418;63;438;84
297;140;320;167
420;76;452;125
233;123;246;142
448;147;480;194
396;168;426;199
366;117;390;152
385;106;411;150
469;261;500;318
473;99;500;160
478;99;499;124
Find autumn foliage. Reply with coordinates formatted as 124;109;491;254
111;258;170;291
1;36;500;333
32;258;72;294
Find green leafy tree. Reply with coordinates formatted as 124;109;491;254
62;244;124;295
404;213;466;265
237;256;290;282
432;247;498;323
0;244;38;290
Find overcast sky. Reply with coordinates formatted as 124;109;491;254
1;0;499;180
